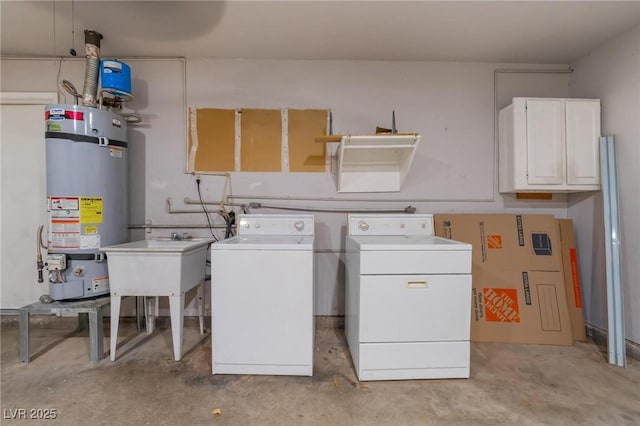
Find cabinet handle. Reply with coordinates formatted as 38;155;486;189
406;280;428;289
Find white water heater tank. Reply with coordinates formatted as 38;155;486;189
45;104;128;300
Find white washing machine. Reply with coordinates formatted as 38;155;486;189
345;214;472;381
211;214;314;376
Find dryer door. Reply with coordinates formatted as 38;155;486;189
359;274;471;343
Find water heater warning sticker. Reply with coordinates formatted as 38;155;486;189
80;234;101;249
109;147;123;158
50;233;80;249
92;276;109;293
50;219;80;233
80;197;103;224
49;197;81;249
50;197;79;211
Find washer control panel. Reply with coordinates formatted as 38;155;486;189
238;214;314;236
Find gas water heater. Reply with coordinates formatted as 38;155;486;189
41;30;132;301
44;105;128;300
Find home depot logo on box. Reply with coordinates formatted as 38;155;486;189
483;288;520;323
487;235;502;249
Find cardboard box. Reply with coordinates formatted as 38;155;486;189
470;269;573;345
435;214;573;346
557;219;587;341
434;214;562;272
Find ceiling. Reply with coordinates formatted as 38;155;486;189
1;1;639;64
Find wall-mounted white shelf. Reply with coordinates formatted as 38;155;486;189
334;134;420;193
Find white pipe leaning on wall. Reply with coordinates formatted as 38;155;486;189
600;136;626;367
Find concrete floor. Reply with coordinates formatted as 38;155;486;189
1;317;639;426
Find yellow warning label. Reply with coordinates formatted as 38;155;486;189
84;225;98;235
80;197;103;224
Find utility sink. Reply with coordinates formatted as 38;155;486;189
149;236;213;244
103;238;214;361
104;238;213;294
114;236;213;247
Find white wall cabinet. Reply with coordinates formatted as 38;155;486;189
499;97;601;193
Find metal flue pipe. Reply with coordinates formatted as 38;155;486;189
81;30;103;107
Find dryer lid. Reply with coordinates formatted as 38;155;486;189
348;235;471;251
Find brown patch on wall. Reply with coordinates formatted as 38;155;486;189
240;109;282;172
189;107;329;173
288;109;328;172
189;108;235;172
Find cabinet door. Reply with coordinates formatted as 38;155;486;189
526;99;565;185
565;100;600;185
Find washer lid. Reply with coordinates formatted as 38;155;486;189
348;235;471;251
212;235;314;250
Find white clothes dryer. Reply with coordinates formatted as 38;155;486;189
345;214;472;381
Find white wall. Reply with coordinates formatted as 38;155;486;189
1;57;574;314
569;24;640;344
0;95;56;308
186;59;574;315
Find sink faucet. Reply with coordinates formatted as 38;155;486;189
170;232;192;241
